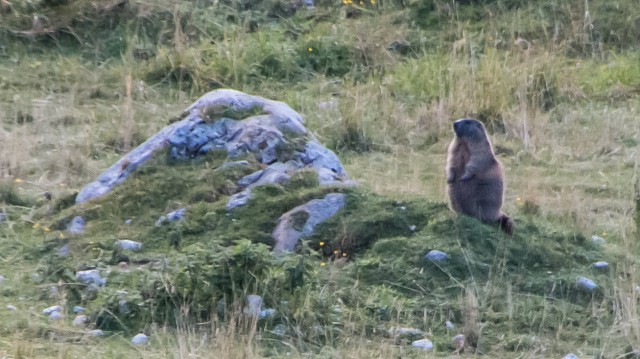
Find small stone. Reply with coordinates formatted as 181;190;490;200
49;310;63;320
425;250;449;262
115;239;142;251
452;334;465;349
592;261;609;269
119;300;129;314
43;305;63;315
591;235;605;244
0;211;7;223
57;245;69;257
31;273;41;283
76;269;106;286
88;329;104;337
389;327;424;337
131;333;149;345
259;308;276;319
562;354;579;359
409;225;417;232
67;216;85;235
73;306;85;313
0;275;5;284
576;276;597;291
118;261;129;271
124;219;132;225
154;215;167;227
445;320;455;330
411;338;434;351
244;295;264;316
167;208;186;222
399;206;406;211
272;324;288;336
6;305;16;311
72;315;88;327
116;290;128;298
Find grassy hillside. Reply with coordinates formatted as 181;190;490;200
1;0;640;357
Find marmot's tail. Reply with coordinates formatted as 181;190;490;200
498;214;514;235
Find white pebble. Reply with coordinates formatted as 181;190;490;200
43;305;63;315
445;320;455;329
562;353;579;359
87;329;104;337
259;308;276;319
576;276;597;290
592;261;609;269
409;225;417;231
389;327;424;336
6;305;16;311
411;338;433;351
49;310;63;320
75;269;106;286
425;250;449;262
72;315;88;327
115;240;142;251
591;235;605;244
73;306;86;313
131;333;149;345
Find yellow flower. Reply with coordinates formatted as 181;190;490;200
319;241;325;247
59;183;65;187
33;223;41;229
308;47;313;52
14;178;23;183
59;233;65;239
342;253;347;257
359;0;363;4
320;262;326;267
370;0;376;4
43;227;50;233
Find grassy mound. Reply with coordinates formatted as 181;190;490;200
6;146;618;354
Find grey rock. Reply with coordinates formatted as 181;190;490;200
272;324;288;336
67;216;85;234
6;305;16;311
452;334;465;349
425;250;449;262
0;275;5;284
76;269;106;286
272;193;346;253
49;310;63;320
57;245;69;257
73;306;86;313
259;308;276;319
409;225;417;232
0;211;7;223
115;240;142;251
221;160;250;169
562;354;579;359
576;276;597;291
298;140;346;182
592;261;609;269
88;329;104;337
131;333;149;345
445;320;455;330
244;294;264;316
43;305;63;315
72;315;88;327
388;327;424;337
77;89;307;203
591;235;605;244
411;338;434;351
124;219;132;225
226;191;253;211
155;208;186;226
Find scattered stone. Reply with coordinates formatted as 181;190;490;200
72;315;88;327
88;329;104;337
115;239;142;251
272;193;346;253
118;261;129;271
452;334;465;349
76;269;106;286
592;261;609;269
49;286;59;298
562;353;579;359
67;216;85;234
155;208;186;226
43;305;63;315
259;308;276;319
57;245;69;257
388;327;424;337
425;250;449;262
30;273;41;283
576;276;597;291
0;211;7;223
221;160;251;169
49;311;63;320
0;275;5;284
445;320;455;330
124;219;132;225
591;235;605;244
73;306;85;313
131;333;149;345
411;338;434;351
272;324;288;336
244;294;264;316
409;225;417;232
6;305;16;311
119;300;129;314
116;290;128;298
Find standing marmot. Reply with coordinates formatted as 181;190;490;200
446;118;513;235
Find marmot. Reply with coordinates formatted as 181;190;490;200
446;118;513;235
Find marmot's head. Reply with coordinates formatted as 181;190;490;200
453;118;488;143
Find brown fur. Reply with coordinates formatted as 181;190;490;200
446;118;513;235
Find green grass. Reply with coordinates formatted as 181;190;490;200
1;0;640;357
